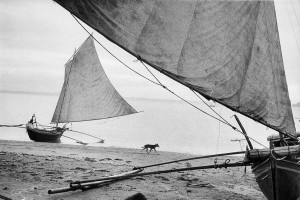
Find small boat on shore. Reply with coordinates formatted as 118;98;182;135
26;122;65;142
26;35;137;143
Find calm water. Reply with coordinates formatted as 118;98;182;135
0;92;299;155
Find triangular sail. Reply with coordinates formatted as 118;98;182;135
51;36;137;123
53;0;296;136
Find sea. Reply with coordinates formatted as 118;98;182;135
1;91;299;155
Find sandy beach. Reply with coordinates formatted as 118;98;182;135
0;140;266;200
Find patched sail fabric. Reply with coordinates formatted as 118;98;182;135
51;36;137;123
53;0;296;136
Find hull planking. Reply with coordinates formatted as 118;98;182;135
252;156;300;200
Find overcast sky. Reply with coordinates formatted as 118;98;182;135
1;0;300;103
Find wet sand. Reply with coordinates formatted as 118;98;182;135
0;140;266;200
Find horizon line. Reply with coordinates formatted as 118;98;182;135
0;89;299;105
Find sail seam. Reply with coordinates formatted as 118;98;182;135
175;1;197;75
57;49;76;124
239;2;261;109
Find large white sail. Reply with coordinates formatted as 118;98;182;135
53;0;296;136
51;36;137;123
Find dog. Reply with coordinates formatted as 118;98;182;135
141;143;159;154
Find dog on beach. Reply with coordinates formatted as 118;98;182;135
141;144;159;154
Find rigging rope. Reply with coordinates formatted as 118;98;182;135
140;61;235;129
70;13;269;148
191;90;233;128
140;61;165;87
141;61;267;148
71;14;161;87
216;106;223;154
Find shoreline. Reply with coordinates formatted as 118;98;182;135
0;140;266;200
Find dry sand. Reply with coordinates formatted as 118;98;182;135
0;140;266;200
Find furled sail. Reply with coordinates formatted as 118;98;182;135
51;35;137;123
53;0;296;136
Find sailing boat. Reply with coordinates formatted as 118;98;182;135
26;35;137;142
52;1;299;199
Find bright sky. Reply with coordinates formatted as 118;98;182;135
1;0;300;103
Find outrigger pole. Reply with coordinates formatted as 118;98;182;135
77;161;251;184
48;160;251;194
67;129;104;143
61;135;87;145
133;150;246;170
48;151;249;194
48;169;143;194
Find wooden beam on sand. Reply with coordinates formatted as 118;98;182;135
48;169;143;194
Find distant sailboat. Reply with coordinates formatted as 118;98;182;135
26;35;137;142
52;1;300;199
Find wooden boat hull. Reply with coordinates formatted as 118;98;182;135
252;157;300;200
26;123;65;142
